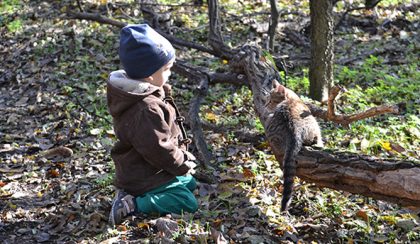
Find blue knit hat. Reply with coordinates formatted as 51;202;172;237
119;24;175;79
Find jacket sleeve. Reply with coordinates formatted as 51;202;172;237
129;103;190;176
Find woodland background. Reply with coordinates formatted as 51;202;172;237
0;0;419;243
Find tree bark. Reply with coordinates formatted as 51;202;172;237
297;149;420;207
231;45;420;207
309;0;334;102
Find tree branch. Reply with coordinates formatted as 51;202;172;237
307;85;404;127
67;11;126;28
67;11;219;57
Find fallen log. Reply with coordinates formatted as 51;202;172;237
231;45;420;207
298;149;420;207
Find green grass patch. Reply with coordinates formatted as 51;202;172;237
0;0;21;14
6;18;22;32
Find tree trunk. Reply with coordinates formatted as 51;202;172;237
268;0;280;52
207;0;233;59
231;45;420;207
309;0;334;102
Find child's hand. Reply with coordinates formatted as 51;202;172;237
184;160;197;175
184;151;196;161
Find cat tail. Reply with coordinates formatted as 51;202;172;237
280;115;301;212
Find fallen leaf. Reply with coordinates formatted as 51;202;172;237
137;222;150;230
205;112;218;123
379;141;392;151
47;169;60;178
355;209;369;222
390;142;405;153
213;219;223;228
242;168;255;179
117;225;127;231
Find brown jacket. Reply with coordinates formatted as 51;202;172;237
107;70;193;196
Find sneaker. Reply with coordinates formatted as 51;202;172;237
109;189;136;226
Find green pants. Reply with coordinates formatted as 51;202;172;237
135;175;198;215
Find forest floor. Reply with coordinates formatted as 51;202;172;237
1;0;419;243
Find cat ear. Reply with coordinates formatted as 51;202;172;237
276;83;285;94
272;79;280;89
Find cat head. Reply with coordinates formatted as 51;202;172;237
270;79;287;102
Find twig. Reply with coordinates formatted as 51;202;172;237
138;2;199;7
174;61;245;86
67;11;126;28
173;60;246;166
72;90;112;125
307;85;404;127
68;10;220;57
172;62;214;167
327;85;345;120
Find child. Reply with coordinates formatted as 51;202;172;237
107;24;198;226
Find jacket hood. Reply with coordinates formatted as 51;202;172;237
107;70;162;117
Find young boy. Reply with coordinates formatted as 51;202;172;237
107;24;198;226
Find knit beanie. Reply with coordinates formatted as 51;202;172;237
119;24;175;79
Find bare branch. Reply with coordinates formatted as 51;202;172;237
67;11;126;28
327;85;345;120
138;2;200;7
307;85;404;127
67;11;219;57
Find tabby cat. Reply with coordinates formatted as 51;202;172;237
264;80;323;211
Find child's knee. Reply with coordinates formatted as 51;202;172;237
177;175;197;192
